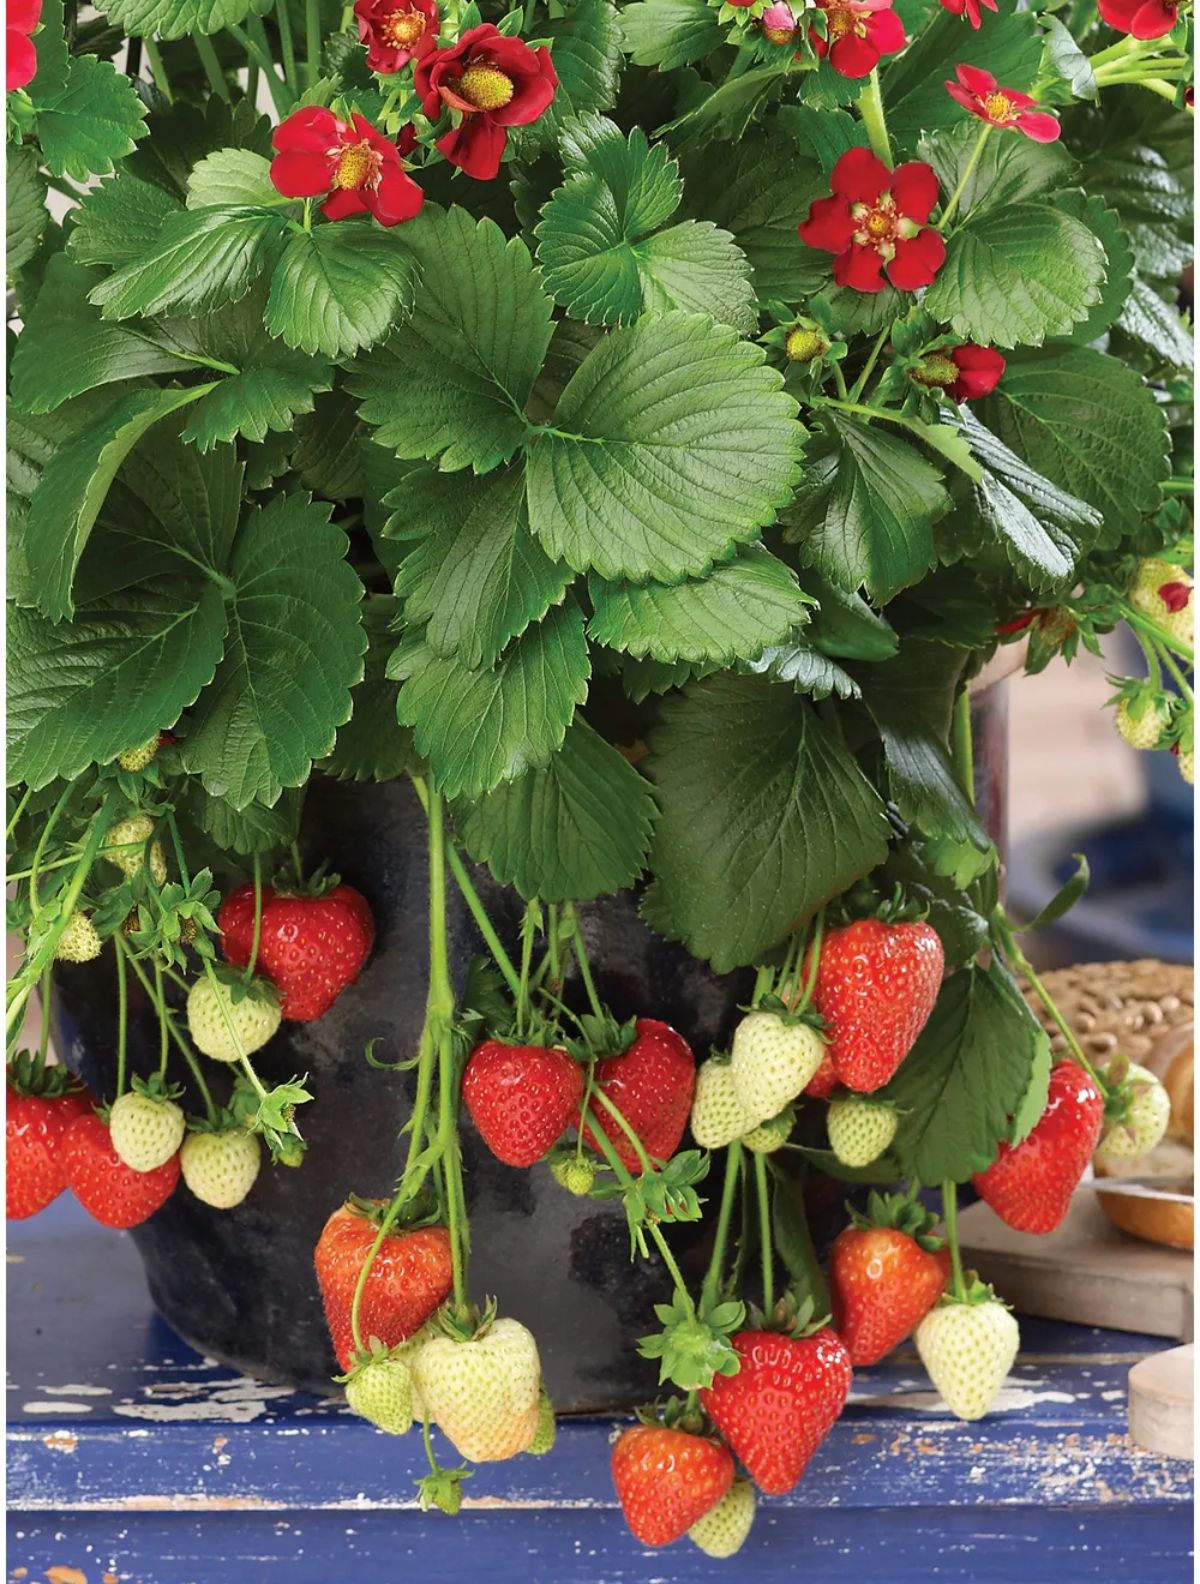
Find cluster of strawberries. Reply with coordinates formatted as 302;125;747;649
7;755;376;1230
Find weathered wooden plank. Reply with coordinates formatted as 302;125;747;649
7;1504;1195;1584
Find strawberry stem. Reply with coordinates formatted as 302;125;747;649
6;786;32;842
245;854;265;983
28;784;73;917
753;1152;774;1314
36;970;52;1065
426;785;469;1312
115;934;129;1099
587;1086;656;1176
1122;604;1194;667
517;899;537;1039
990;910;1108;1095
788;910;824;1015
774;1162;829;1315
116;936;217;1121
856;68;893;167
564;903;604;1022
938;122;991;231
951;688;975;803
700;1142;743;1312
941;1181;966;1301
154;963;169;1080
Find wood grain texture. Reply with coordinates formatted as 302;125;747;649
7;1198;1194;1583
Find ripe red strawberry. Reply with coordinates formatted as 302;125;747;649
581;1019;695;1172
805;1049;839;1099
830;1221;951;1366
611;1424;734;1547
700;1326;851;1495
6;1058;93;1220
810;918;944;1092
973;1060;1104;1234
218;880;375;1021
62;1112;180;1229
315;1201;454;1371
462;1041;584;1167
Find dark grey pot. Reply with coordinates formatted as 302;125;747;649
51;692;1006;1409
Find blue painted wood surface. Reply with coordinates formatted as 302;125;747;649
7;1198;1194;1583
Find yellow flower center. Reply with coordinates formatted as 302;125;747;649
382;8;426;46
825;5;866;38
334;140;379;191
865;210;892;238
458;63;516;111
983;90;1014;121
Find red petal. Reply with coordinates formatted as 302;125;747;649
436;117;508;181
829;30;879;76
948;343;1005;400
886;227;946;290
1017;109;1061;142
944;80;981;115
834;243;886;292
491;56;557;126
270;148;335;198
321;188;368;221
6;28;35;88
799;193;857;253
1129;0;1176;35
9;0;41;30
1096;0;1139;22
891;161;940;223
367;166;426;225
273;105;343;155
954;61;996;93
830;145;890;202
867;6;906;52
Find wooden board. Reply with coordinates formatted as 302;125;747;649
960;1192;1194;1341
6;1198;1194;1584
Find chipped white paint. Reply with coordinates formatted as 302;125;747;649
21;1401;95;1414
867;1383;1080;1415
111;1374;297;1424
40;1383;113;1396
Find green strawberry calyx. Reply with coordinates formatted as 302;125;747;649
341;1188;443;1235
848;1189;944;1251
747;1287;830;1340
204;962;281;1010
125;1072;185;1106
416;1464;471;1516
1097;1054;1161;1136
6;1049;89;1102
334;1332;407;1383
638;1292;744;1391
564;1009;637;1063
228;1070;312;1162
934;1272;1010;1310
743;994;825;1032
431;1295;499;1342
634;1394;722;1439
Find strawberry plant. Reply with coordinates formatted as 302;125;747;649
4;0;1193;1550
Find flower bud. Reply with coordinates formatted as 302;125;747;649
760;2;797;41
785;324;828;363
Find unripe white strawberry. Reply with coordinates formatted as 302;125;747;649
527;1386;556;1455
688;1475;756;1558
690;1058;754;1149
1115;696;1172;751
187;975;280;1062
109;1089;185;1173
1178;747;1195;785
741;1106;794;1154
1094;1058;1171;1165
345;1353;413;1435
1129;558;1193;622
827;1097;898;1167
413;1315;541;1462
54;909;102;964
393;1322;439;1424
117;737;160;773
730;1011;825;1124
104;814;168;885
180;1128;261;1208
915;1297;1019;1421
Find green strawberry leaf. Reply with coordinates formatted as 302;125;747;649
264;222;419;361
1054;190;1134;345
186;148;281;209
1076;113;1192;282
322;595;414;784
976;346;1169;546
520;0;622;151
923;204;1107;349
66;172;183;269
747;642;861;702
526;310;803;582
642;672;891;971
182;491;368;808
782;414;948;604
1116;273;1195;368
391;601;590;800
454;715;657;903
885;962;1048;1182
347;206;554;474
100;0;263;37
882;9;1042;142
390;463;572;670
7;148;49;276
919;121;1075;223
620;0;721;68
588;545;812;664
32;55;148;183
89;206;288;322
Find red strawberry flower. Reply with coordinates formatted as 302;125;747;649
414;23;557;182
810;0;905;78
1097;0;1177;37
354;0;439;73
945;64;1061;141
799;146;946;294
270;106;424;227
912;343;1006;400
7;0;41;91
761;1;798;42
939;0;997;29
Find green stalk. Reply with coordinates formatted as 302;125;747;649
305;0;321;86
143;38;174;103
789;910;824;1015
1158;644;1195;704
585;1111;695;1317
427;789;468;1311
753;1151;774;1313
517;899;537;1040
28;785;74;916
775;1163;829;1313
993;911;1107;1093
588;1085;656;1177
941;1181;966;1299
856;69;893;165
848;328;889;404
229;22;291;112
938;122;991;230
117;938;217;1120
36;971;52;1064
115;940;129;1099
6;787;32;842
246;854;265;982
1123;606;1194;667
951;688;975;802
194;32;230;100
155;963;169;1080
1086;32;1140;69
276;0;298;87
700;1142;743;1312
565;904;604;1021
